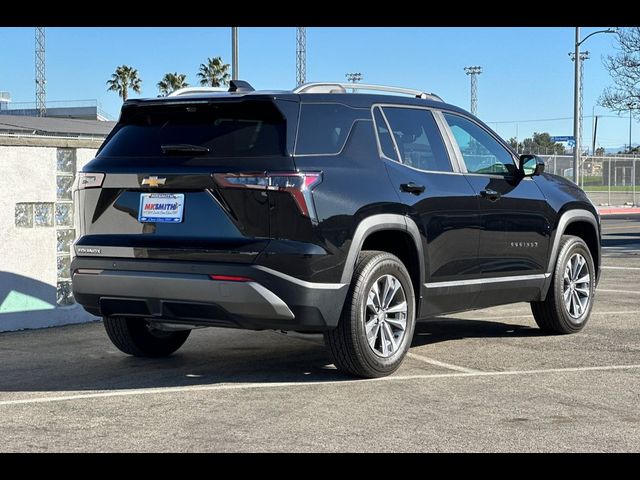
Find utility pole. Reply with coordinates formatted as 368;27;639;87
571;27;616;185
591;105;596;155
464;66;482;115
630;102;637;206
592;115;599;156
35;27;46;117
629;103;635;154
572;27;581;185
231;27;239;80
296;27;306;87
569;51;589;158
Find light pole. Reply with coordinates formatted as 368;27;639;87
464;66;483;116
345;72;363;92
231;27;239;80
571;27;617;185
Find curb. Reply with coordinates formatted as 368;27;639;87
598;207;640;216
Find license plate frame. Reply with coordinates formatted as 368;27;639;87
138;193;185;223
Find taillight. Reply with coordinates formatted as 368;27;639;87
77;172;105;189
214;172;322;220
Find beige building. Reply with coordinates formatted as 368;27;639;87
0;116;114;331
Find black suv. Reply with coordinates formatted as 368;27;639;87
72;80;600;378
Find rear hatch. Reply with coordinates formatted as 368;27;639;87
75;96;298;263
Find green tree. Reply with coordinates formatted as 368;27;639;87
618;145;640;154
517;132;566;155
599;28;640;117
508;137;521;152
197;57;230;87
106;65;142;102
157;72;189;96
595;147;606;156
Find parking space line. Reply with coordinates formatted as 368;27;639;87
601;225;640;231
1;364;639;407
598;289;640;295
458;310;639;321
601;266;640;271
406;352;480;373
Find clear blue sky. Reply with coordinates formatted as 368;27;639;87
0;27;635;150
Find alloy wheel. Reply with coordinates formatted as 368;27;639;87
563;252;591;321
364;274;408;357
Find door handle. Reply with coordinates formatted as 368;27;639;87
400;182;426;195
480;189;501;201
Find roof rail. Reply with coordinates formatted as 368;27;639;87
168;87;228;97
293;82;442;101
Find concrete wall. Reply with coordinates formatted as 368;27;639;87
0;137;103;332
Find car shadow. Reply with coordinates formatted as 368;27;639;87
601;232;640;249
0;325;353;393
411;317;546;347
0;316;547;394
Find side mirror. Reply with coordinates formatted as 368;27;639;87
519;154;545;177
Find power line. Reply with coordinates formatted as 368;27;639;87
487;115;624;125
489;117;573;124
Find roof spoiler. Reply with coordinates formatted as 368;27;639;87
228;80;255;93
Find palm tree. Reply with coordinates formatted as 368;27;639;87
157;72;189;96
106;65;142;102
197;57;230;87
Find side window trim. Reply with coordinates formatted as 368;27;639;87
432;110;467;173
370;103;458;174
372;106;401;162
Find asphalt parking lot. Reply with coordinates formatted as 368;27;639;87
1;214;639;452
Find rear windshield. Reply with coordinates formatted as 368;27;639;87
99;101;286;157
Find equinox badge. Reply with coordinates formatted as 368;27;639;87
141;176;166;187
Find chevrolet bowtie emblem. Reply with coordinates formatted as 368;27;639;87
141;176;166;187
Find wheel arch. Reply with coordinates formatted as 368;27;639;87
340;214;425;309
542;209;601;298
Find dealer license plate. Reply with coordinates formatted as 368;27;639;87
138;193;184;223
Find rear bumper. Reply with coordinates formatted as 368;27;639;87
71;257;348;331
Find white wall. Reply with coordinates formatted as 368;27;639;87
0;139;102;332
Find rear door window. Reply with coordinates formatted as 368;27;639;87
381;107;452;172
99;101;286;157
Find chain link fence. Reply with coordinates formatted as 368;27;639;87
537;154;639;206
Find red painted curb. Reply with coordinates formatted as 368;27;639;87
598;207;640;216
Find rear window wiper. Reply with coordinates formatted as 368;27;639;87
161;144;210;155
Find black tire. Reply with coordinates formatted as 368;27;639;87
103;317;190;357
324;250;416;378
531;235;596;334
